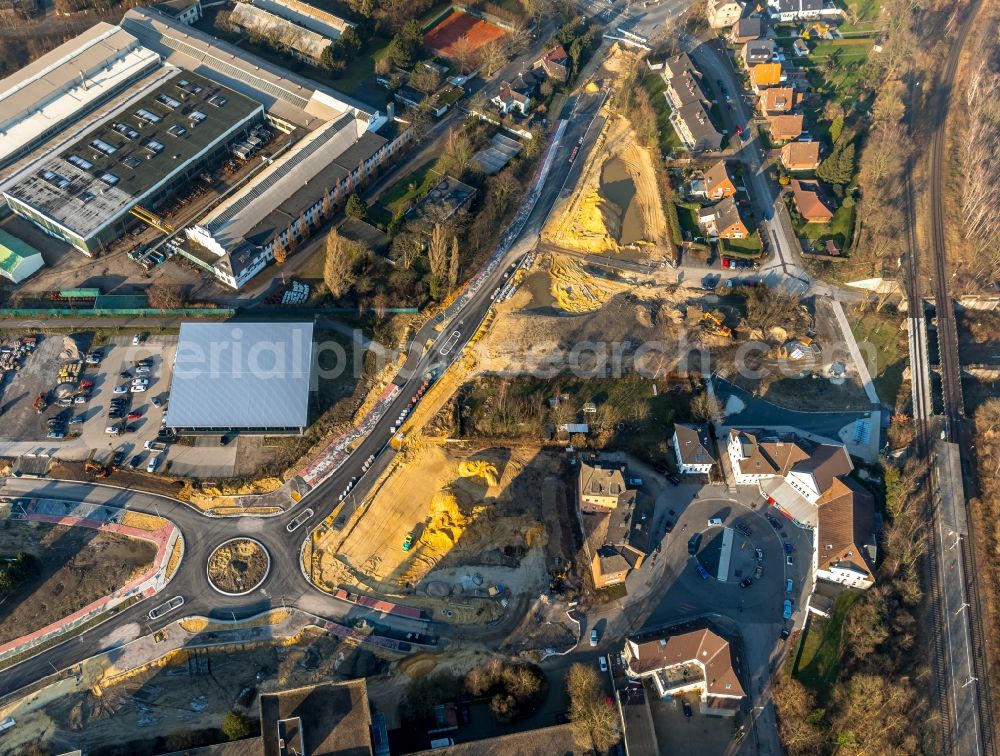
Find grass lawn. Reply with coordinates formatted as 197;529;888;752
801;202;854;250
720;233;763;257
641;72;684;157
793;592;860;700
676;203;702;238
802;39;872;109
378;160;442;216
851;307;907;405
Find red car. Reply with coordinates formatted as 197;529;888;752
80;380;94;388
127;411;142;420
735;124;744;136
722;257;732;269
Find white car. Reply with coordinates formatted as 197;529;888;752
105;424;122;435
146;454;161;473
73;396;87;404
599;655;608;673
113;385;129;394
144;440;167;451
135;365;151;374
131;377;149;386
131;385;147;393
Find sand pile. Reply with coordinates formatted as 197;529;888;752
549;255;626;313
458;459;499;487
422;490;470;550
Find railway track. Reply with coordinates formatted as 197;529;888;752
905;0;996;752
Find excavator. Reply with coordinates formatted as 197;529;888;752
701;311;732;338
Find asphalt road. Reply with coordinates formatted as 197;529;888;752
0;71;611;703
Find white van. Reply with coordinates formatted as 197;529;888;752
707;517;723;526
430;738;454;748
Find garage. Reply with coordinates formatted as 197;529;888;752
165;322;314;435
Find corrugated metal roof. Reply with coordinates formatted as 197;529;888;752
165;322;313;429
0;229;42;273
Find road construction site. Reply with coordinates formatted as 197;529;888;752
542;46;668;261
306;445;575;626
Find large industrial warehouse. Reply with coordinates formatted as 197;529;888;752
0;4;411;286
3;71;261;255
165;322;314;435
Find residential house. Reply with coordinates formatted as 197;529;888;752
742;38;776;66
578;459;650;589
781;141;820;170
154;0;202;24
726;428;877;592
749;62;783;91
790;178;833;222
706;0;745;28
578;460;631;513
663;52;698;79
698;196;749;239
731;16;765;44
534;44;570;82
703;160;738;200
623;628;745;716
792;38;810;56
672;423;717;474
767;0;839;21
671;101;724;152
759;86;795;114
666;68;711;110
492;71;536;116
0;229;44;284
768;113;804;141
815;477;877;589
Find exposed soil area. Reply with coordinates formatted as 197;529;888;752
311;445;575;623
207;538;269;595
0;521;156;645
0;626;388;756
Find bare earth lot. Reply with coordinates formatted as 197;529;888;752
0;521;156;645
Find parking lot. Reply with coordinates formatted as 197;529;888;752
0;333;239;478
647;688;740;755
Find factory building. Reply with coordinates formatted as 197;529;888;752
3;71;262;255
0;23;161;170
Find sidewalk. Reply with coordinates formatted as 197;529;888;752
0;502;180;661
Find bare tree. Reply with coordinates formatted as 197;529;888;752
478;39;508;77
323;230;357;298
565;663;619;752
147;284;186;309
428;222;449;281
449;35;478;75
391;231;422;269
448;234;460;293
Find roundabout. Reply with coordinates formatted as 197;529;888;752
207;537;271;596
691;524;762;584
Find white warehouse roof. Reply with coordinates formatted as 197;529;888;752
0;23;161;167
166;322;314;431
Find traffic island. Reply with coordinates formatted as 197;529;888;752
207;538;270;596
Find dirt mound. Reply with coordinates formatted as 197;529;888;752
458;459;499;487
422;490;470;550
549;255;626;313
207;538;269;595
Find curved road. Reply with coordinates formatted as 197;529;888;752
0;86;609;701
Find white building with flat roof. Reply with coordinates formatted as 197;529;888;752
0;23;161;169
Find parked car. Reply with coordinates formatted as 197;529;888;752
131;377;149;386
129;454;143;469
144;440;167;451
786;578;794;593
599;656;608;673
683;701;693;718
755;548;763;561
663;519;675;534
69;416;83;425
696;563;710;580
151;397;162;408
127;411;142;420
786;555;794;566
85;353;101;365
590;629;598;647
46;431;65;440
132;333;145;346
113;385;129;394
131;385;147;393
135;365;150;374
666;474;681;486
783;599;793;620
112;450;126;467
707;517;723;527
780;626;791;640
402;533;414;551
740;577;753;588
687;533;702;555
784;542;793;554
120;371;132;379
146;454;161;473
